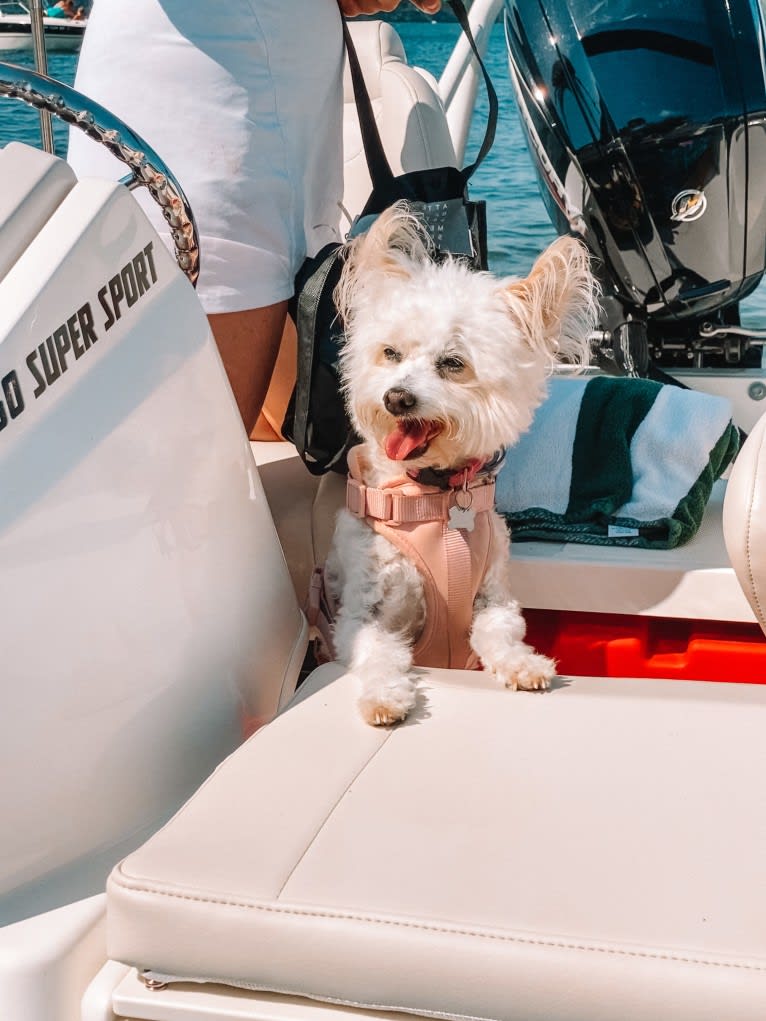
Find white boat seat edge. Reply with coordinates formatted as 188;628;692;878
724;406;766;632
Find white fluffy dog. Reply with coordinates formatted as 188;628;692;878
321;203;597;726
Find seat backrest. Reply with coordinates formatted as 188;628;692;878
0;143;305;924
723;412;766;634
341;21;457;234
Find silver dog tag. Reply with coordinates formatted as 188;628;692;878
449;480;475;531
448;505;475;531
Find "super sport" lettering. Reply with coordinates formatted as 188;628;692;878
0;240;164;435
98;242;158;331
26;303;98;398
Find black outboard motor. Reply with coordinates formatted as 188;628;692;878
503;0;766;373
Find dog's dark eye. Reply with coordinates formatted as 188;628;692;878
383;347;402;363
437;355;465;374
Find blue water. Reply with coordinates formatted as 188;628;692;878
2;21;765;319
0;50;79;156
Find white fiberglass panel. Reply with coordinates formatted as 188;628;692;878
0;179;304;924
0;142;76;284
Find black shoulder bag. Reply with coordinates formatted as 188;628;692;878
283;0;498;475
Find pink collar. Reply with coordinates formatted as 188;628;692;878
408;458;486;490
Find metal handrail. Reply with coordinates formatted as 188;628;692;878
27;0;54;153
0;60;200;286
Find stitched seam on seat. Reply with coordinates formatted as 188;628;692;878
110;877;766;973
275;731;393;897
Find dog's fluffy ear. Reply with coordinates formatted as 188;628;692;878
335;202;432;325
500;236;598;367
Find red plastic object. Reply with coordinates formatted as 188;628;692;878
524;609;766;684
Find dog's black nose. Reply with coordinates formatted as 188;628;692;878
384;387;418;416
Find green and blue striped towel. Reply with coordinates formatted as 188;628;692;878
495;375;739;549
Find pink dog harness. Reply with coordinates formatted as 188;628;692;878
309;447;498;670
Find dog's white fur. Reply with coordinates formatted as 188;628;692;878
324;203;598;726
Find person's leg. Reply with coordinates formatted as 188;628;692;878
208;303;287;435
252;316;298;441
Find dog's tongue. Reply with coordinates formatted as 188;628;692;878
384;419;437;461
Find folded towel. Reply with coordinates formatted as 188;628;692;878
495;375;739;549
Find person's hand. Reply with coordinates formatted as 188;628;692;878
339;1;442;17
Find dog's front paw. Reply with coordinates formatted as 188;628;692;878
501;651;557;692
358;676;417;726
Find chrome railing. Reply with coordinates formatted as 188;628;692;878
0;61;200;286
27;0;54;153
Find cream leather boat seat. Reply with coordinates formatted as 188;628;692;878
107;415;766;1021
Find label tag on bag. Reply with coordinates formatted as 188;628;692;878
411;199;475;257
350;198;475;258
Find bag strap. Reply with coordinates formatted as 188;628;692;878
342;0;498;190
342;16;395;189
445;0;498;181
293;244;343;469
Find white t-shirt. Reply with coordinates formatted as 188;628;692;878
67;0;345;314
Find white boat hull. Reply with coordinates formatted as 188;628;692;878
0;143;305;930
0;15;85;52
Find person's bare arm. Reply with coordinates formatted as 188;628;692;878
338;1;441;16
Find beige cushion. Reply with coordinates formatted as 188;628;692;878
108;666;766;1020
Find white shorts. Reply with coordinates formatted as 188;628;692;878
67;0;344;313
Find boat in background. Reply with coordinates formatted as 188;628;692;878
0;1;86;52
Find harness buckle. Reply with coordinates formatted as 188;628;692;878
346;477;367;517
